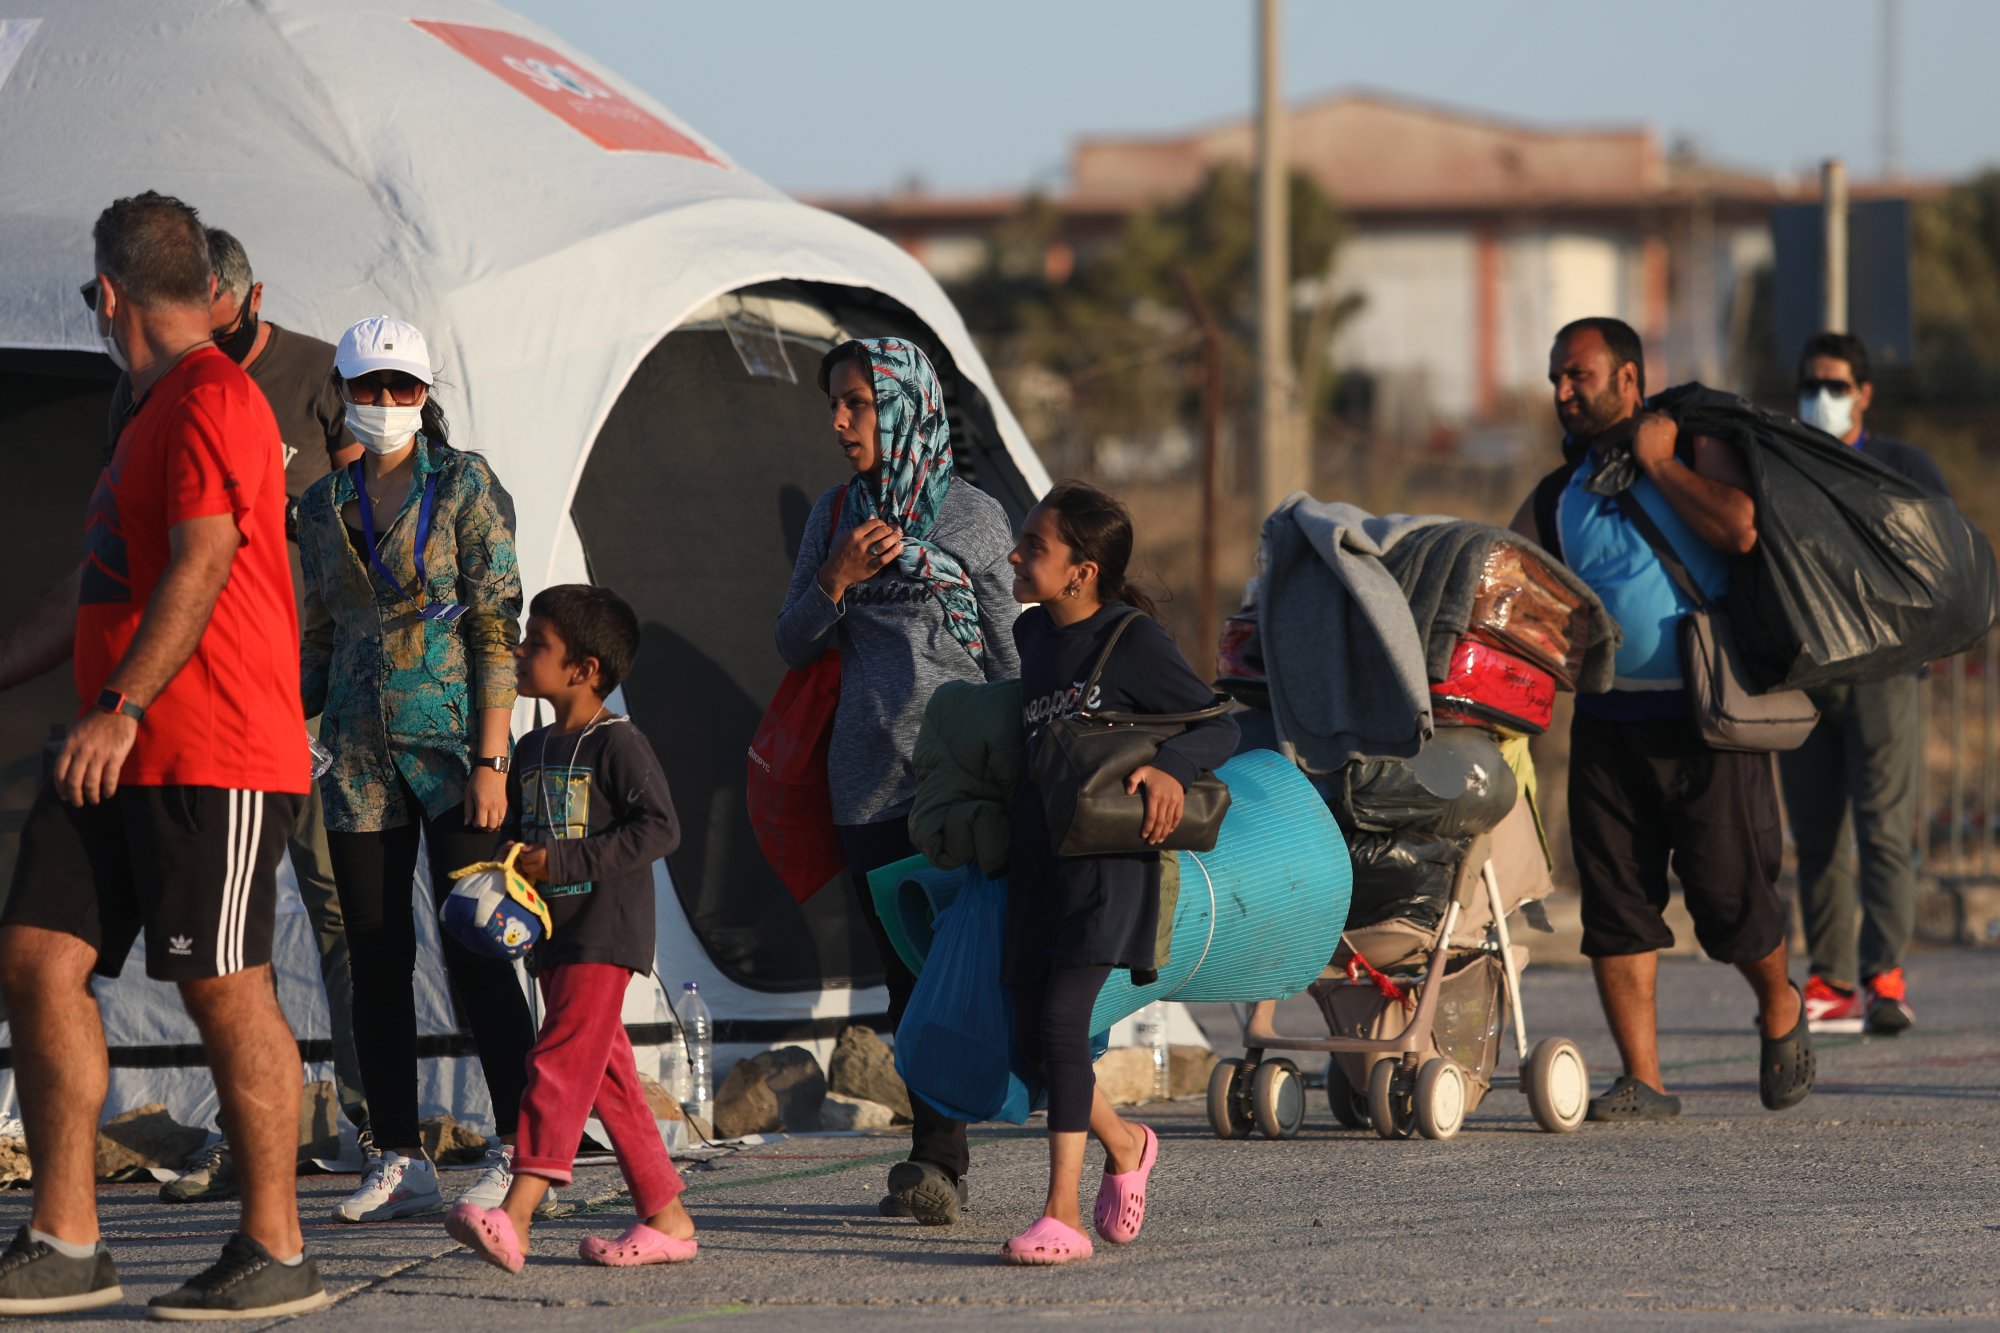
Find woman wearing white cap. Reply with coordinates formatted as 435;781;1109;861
298;316;537;1224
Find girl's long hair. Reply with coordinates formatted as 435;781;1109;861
1041;480;1157;618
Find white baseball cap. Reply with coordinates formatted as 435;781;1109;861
334;315;434;384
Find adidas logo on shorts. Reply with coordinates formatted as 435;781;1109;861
169;935;194;956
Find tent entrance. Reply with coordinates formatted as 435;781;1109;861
571;282;1031;995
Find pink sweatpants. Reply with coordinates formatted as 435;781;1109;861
514;962;685;1219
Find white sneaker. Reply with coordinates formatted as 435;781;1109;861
333;1151;445;1222
456;1143;559;1214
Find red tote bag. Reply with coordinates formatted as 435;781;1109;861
749;486;849;903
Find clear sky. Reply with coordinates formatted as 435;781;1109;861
506;0;1999;197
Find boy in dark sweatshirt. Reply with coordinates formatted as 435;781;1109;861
446;585;696;1272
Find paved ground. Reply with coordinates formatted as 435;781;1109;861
11;947;1997;1330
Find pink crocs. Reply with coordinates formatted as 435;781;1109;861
579;1222;699;1267
1000;1216;1094;1266
1091;1122;1158;1244
445;1203;525;1274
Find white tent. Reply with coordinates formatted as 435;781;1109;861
0;0;1055;1134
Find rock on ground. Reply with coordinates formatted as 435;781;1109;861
0;1137;29;1186
715;1046;827;1136
828;1026;913;1122
1094;1047;1157;1106
419;1113;490;1166
819;1091;896;1131
1168;1044;1218;1096
96;1104;205;1181
712;1066;782;1139
637;1074;686;1122
297;1080;342;1164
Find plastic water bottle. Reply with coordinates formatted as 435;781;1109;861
676;981;713;1122
1135;1001;1171;1101
655;982;689;1105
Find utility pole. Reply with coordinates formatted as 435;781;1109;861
1178;269;1224;665
1822;158;1848;332
1879;0;1901;180
1255;0;1300;517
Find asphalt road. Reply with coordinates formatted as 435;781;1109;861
11;947;1997;1330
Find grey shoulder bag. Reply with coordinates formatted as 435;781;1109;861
1612;490;1818;753
1032;611;1233;856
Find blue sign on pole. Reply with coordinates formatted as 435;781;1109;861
1771;198;1914;369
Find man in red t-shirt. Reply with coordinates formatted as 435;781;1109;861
0;193;327;1319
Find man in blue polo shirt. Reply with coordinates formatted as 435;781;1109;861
1510;317;1813;1123
1780;331;1947;1036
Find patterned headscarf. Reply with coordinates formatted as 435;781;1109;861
839;338;986;664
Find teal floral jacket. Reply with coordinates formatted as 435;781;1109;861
298;435;521;832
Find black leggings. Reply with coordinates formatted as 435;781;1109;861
324;781;535;1150
837;818;970;1182
1010;965;1114;1134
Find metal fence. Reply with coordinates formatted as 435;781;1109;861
1918;631;2000;884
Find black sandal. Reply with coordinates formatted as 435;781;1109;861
1760;983;1817;1111
1585;1075;1682;1122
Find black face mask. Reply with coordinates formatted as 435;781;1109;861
212;303;259;363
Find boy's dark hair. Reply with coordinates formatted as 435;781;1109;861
529;584;640;696
1553;315;1646;396
92;192;211;308
1798;330;1872;386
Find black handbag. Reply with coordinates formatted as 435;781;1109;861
1612;491;1819;753
1031;611;1233;856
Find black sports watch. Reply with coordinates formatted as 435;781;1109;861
473;754;511;773
96;688;145;723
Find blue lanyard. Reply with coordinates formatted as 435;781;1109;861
349;461;438;604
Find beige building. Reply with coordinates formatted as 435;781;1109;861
818;91;1895;449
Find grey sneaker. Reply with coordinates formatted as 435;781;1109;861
147;1233;328;1321
0;1226;122;1316
160;1138;237;1204
458;1144;563;1216
333;1150;445;1223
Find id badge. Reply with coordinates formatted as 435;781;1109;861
419;603;469;623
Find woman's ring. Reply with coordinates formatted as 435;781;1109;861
869;543;880;556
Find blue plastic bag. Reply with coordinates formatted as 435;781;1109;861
894;865;1037;1124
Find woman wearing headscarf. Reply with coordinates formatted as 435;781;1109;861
775;337;1021;1225
299;316;537;1224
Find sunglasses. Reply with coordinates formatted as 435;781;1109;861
1799;377;1856;398
343;371;427;406
79;278;102;313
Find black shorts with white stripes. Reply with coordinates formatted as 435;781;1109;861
3;782;302;982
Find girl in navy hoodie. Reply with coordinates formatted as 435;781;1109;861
1000;482;1237;1266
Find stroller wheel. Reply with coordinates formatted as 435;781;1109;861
1324;1058;1369;1131
1206;1058;1253;1139
1525;1037;1589;1133
1367;1059;1417;1140
1250;1059;1305;1139
1414;1058;1468;1140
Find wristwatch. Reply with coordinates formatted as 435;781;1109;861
473;755;511;773
96;688;145;722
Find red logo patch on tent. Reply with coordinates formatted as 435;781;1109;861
412;20;722;163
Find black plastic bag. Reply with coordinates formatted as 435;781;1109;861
1325;729;1517;840
1643;384;1999;691
1344;830;1467;931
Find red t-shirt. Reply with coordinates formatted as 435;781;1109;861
76;346;308;794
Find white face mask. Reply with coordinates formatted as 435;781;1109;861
1799;388;1856;440
96;309;128;372
344;402;423;455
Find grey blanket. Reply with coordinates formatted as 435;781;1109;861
1376;521;1618;695
1259;498;1450;773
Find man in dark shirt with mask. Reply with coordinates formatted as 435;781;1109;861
109;228;368;1199
1782;332;1947;1037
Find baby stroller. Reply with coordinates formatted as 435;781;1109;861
1205;519;1599;1141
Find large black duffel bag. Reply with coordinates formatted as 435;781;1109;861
1636;384;1998;691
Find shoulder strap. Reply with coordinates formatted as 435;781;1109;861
1611;488;1711;611
1531;461;1578;561
1079;610;1148;710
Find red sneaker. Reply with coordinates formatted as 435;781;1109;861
1803;974;1865;1033
1865;968;1914;1035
